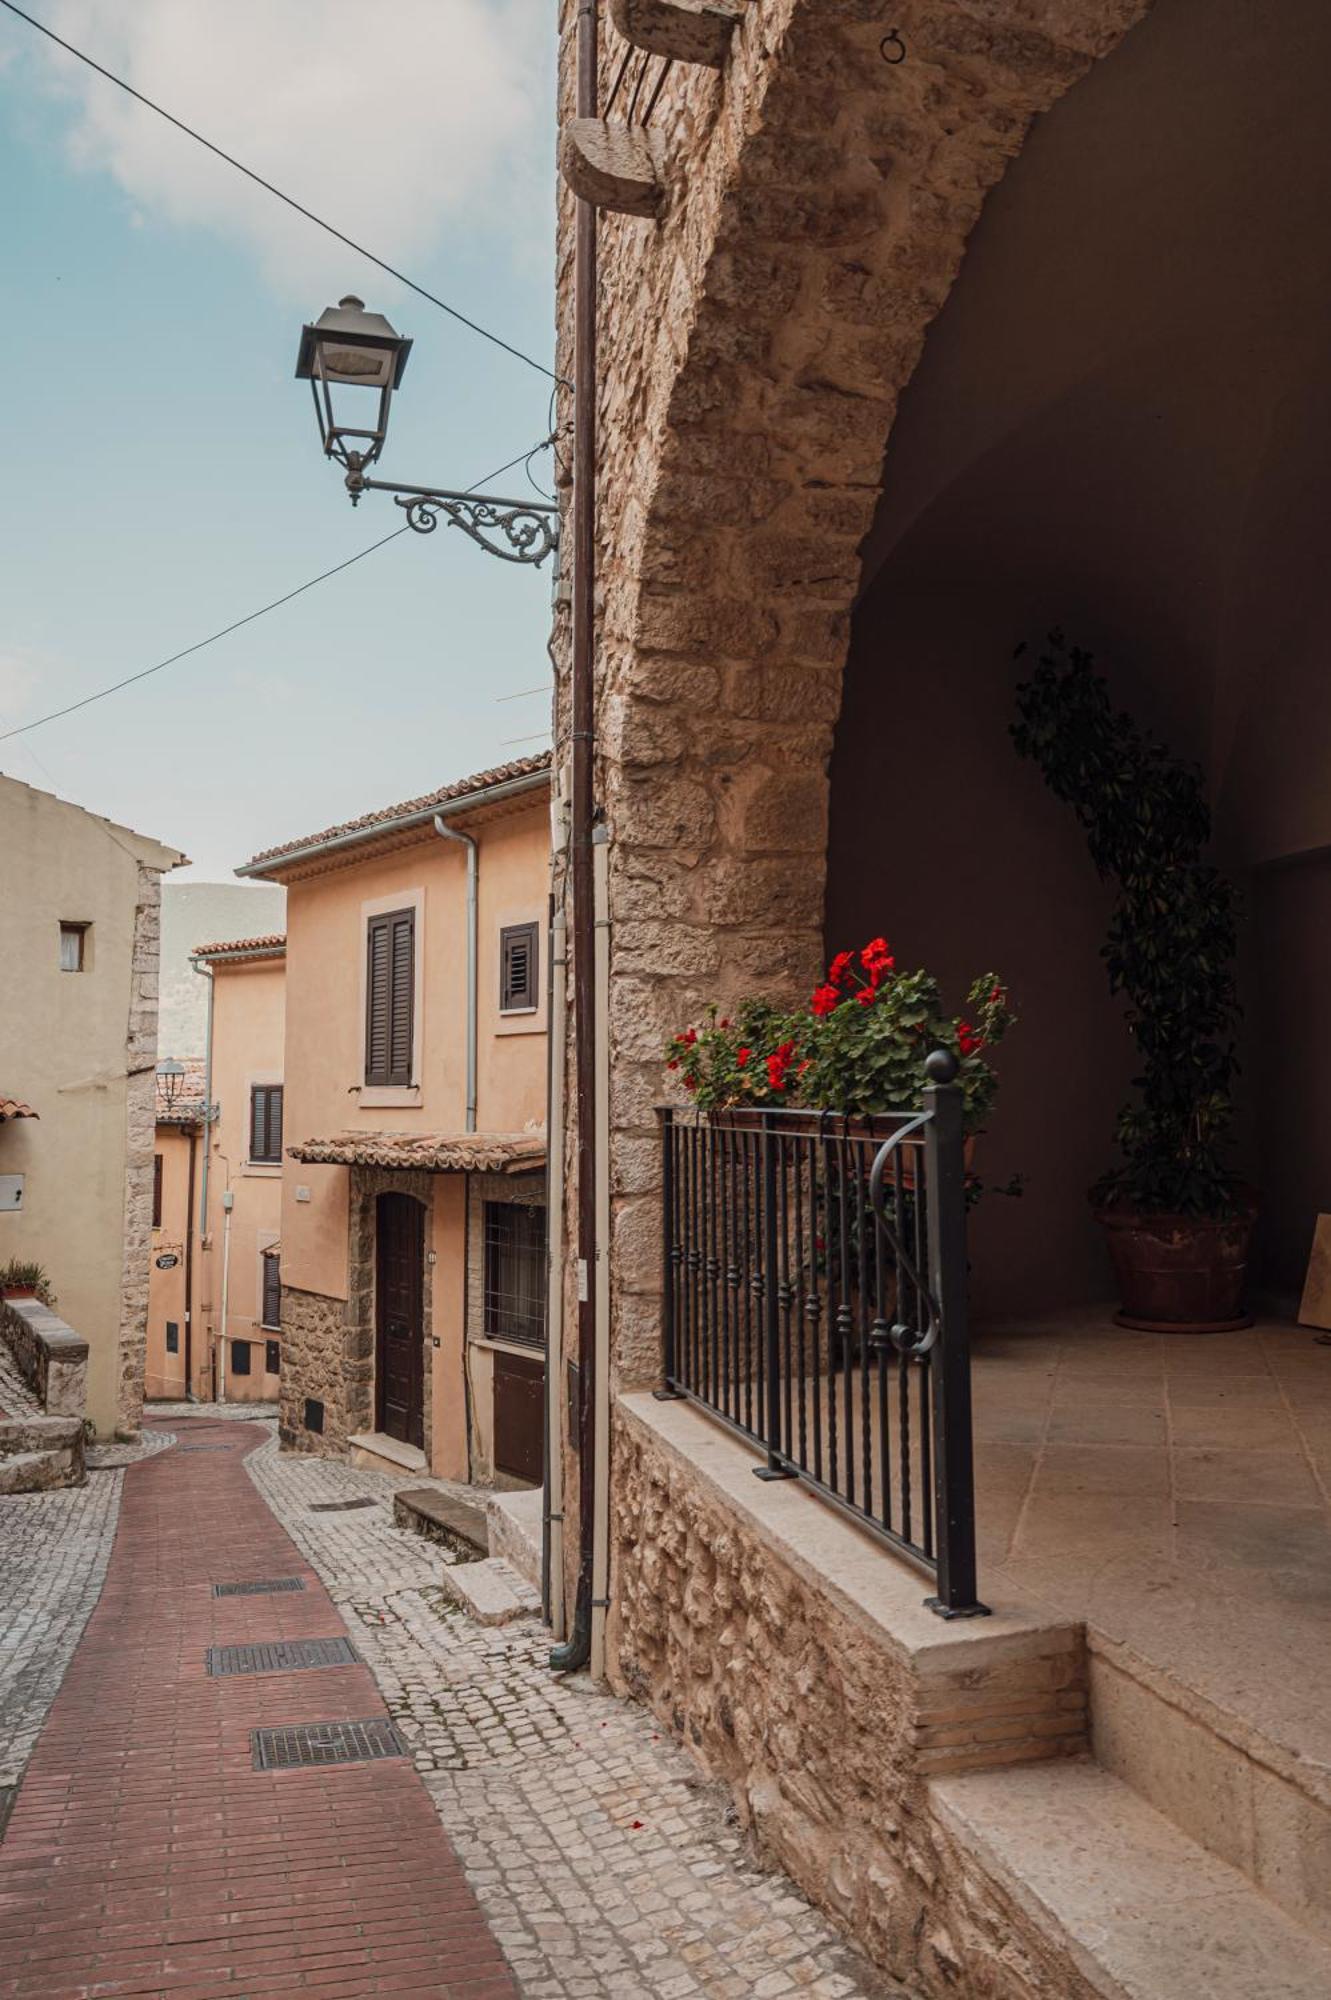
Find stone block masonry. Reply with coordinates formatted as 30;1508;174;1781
0;1296;88;1417
116;860;164;1438
278;1282;354;1456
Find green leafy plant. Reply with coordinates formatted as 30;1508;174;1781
0;1259;57;1308
666;937;1017;1134
1011;632;1242;1217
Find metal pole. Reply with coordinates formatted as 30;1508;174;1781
754;1117;794;1481
654;1108;682;1396
922;1050;987;1616
550;0;600;1676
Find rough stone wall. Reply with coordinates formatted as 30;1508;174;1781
278;1283;351;1456
116;862;164;1438
552;0;1154;1397
0;1299;88;1417
610;1405;1094;1997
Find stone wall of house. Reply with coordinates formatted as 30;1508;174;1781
277;1283;351;1456
553;0;1152;1402
116;861;164;1437
609;1399;1092;1997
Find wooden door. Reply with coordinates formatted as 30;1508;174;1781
493;1350;544;1484
375;1193;425;1447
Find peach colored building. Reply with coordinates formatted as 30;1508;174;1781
145;1059;206;1401
238;756;551;1485
191;936;287;1404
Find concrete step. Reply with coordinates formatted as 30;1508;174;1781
436;1555;541;1626
393;1485;489;1559
348;1430;427;1478
484;1485;543;1589
932;1760;1331;2000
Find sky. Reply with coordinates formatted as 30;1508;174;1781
0;0;558;878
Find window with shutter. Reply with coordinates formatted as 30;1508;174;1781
500;922;539;1014
483;1202;548;1347
261;1250;282;1330
249;1085;284;1164
152;1153;163;1228
365;908;415;1084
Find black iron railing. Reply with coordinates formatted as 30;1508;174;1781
657;1052;986;1616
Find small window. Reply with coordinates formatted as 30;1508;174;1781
261;1249;281;1331
152;1153;164;1228
59;922;88;972
500;922;539;1015
365;908;415;1086
249;1085;284;1165
304;1396;324;1434
265;1338;281;1376
484;1201;548;1348
230;1339;252;1377
165;1321;179;1354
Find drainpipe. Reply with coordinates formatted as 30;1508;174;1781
433;815;478;1133
218;1185;234;1403
183;1126;198;1399
550;0;599;1675
590;824;611;1678
544;894;569;1637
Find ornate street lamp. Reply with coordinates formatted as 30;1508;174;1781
157;1058;186;1111
295;295;559;568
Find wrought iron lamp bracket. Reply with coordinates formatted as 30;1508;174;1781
345;470;560;568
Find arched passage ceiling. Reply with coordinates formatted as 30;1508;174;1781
857;0;1331;867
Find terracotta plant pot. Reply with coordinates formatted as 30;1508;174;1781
1094;1197;1258;1333
0;1285;37;1302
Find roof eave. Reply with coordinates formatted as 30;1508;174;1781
236;766;551;882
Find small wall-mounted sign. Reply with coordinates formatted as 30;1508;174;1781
0;1174;24;1212
155;1252;180;1270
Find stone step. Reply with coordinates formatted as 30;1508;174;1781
1089;1637;1331;1945
931;1760;1331;2000
435;1555;541;1627
393;1485;489;1559
484;1485;543;1590
348;1430;427;1478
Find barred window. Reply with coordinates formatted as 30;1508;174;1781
483;1202;547;1349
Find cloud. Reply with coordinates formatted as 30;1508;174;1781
17;1;552;300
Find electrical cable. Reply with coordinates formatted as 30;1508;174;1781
0;431;558;742
0;0;561;383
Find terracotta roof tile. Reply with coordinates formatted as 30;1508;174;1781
242;752;551;873
288;1130;546;1174
192;933;286;959
0;1097;38;1122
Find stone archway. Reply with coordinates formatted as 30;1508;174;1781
559;0;1155;1386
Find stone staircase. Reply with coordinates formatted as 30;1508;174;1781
394;1480;542;1626
0;1309;85;1493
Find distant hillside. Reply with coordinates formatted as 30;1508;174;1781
158;881;285;1059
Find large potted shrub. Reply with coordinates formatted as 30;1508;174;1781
1012;633;1254;1331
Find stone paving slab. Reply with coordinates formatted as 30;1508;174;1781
246;1437;901;1999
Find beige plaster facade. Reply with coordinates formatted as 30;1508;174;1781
0;773;183;1436
145;1113;200;1401
240;759;551;1481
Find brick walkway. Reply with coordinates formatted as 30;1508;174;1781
0;1419;517;1999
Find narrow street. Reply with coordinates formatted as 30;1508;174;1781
0;1416;888;2000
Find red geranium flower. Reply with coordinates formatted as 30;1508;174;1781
811;984;840;1017
958;1020;985;1057
736;1047;751;1068
828;950;855;987
856;988;876;1008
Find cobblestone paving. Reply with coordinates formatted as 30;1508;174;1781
0;1340;38;1421
247;1438;899;1999
0;1474;122;1791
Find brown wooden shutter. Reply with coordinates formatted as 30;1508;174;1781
366;909;414;1086
262;1250;281;1329
152;1153;163;1228
500;922;539;1013
249;1085;284;1163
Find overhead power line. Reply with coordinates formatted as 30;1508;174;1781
0;0;559;384
0;527;409;742
0;435;557;742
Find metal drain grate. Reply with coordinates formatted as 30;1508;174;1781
213;1577;305;1597
177;1443;236;1453
0;1784;17;1841
309;1496;379;1512
207;1637;359;1677
251;1717;407;1770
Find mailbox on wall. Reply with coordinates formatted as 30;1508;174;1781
0;1175;24;1212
